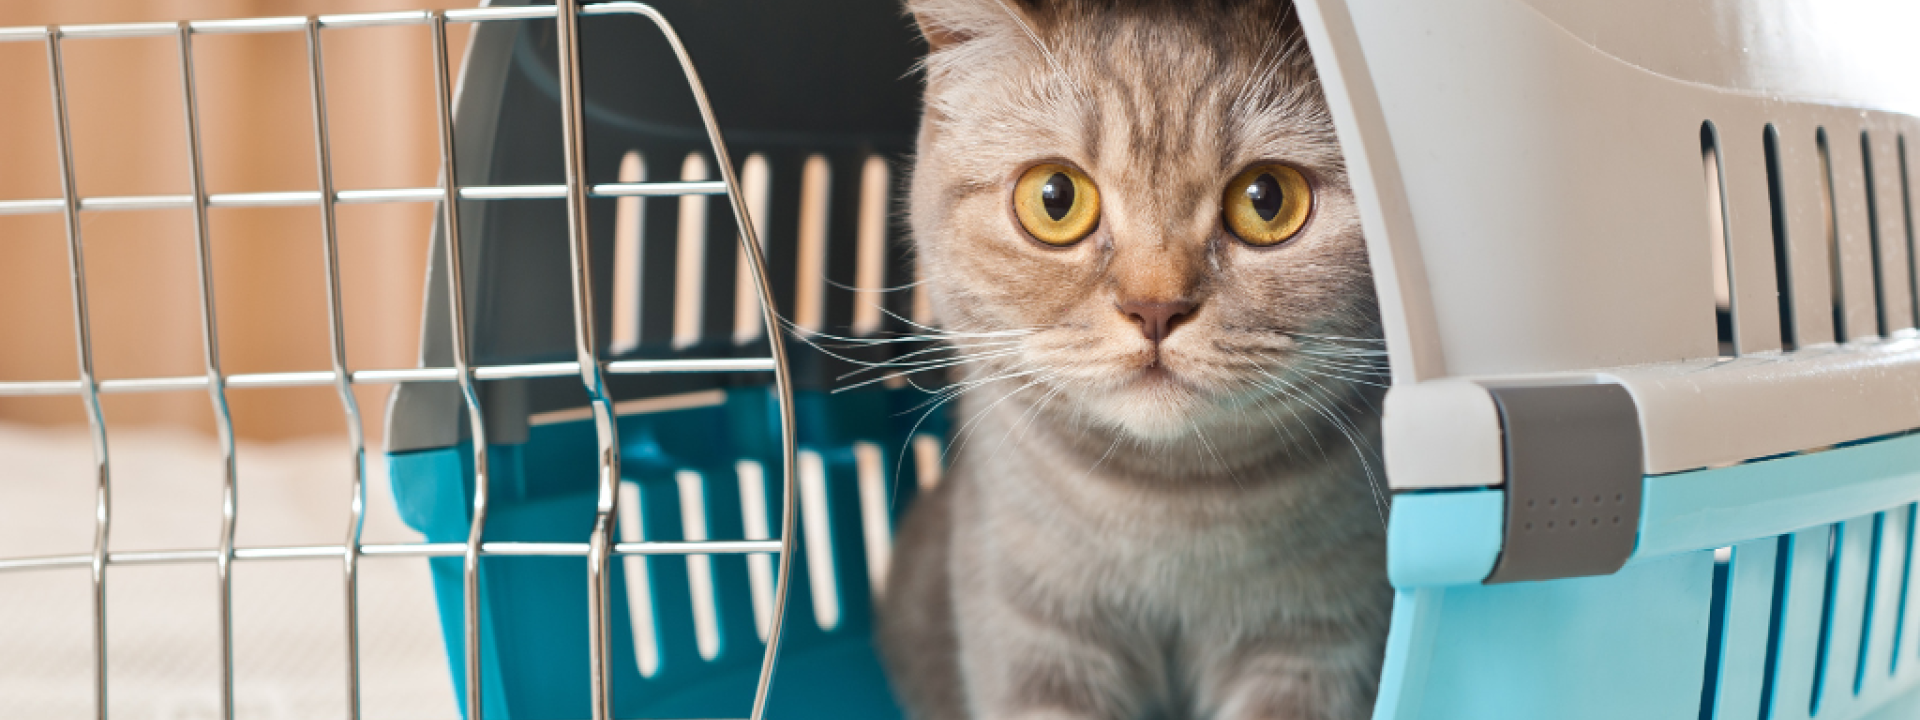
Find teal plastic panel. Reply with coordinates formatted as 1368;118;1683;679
1816;516;1875;715
1893;506;1920;679
386;386;942;720
1372;551;1713;720
1862;681;1920;720
1709;538;1779;720
1765;516;1920;720
1862;510;1907;699
1766;527;1834;720
1387;489;1504;587
388;446;517;720
1638;434;1920;559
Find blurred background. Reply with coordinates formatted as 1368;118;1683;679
0;2;485;719
0;0;482;444
0;0;933;715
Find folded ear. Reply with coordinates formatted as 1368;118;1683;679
907;0;1038;53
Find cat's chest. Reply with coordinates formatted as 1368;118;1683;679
955;449;1373;624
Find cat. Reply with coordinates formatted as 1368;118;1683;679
874;1;1391;719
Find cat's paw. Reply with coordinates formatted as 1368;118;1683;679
1210;651;1378;720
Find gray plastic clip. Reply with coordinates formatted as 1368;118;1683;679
1483;383;1643;584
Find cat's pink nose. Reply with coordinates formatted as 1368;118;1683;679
1119;300;1196;344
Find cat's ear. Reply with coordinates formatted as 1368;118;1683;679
908;0;1038;53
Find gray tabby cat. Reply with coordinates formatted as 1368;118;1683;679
876;1;1390;719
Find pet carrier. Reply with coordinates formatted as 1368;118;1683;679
3;1;1920;720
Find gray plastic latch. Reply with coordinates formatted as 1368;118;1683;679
1483;383;1643;584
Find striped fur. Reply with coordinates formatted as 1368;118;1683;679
878;2;1390;719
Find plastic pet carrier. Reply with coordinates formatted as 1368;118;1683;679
3;1;1920;720
376;1;935;718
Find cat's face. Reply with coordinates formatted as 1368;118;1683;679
909;0;1379;442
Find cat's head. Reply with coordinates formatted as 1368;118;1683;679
906;0;1381;443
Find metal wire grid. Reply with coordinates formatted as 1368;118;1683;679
0;4;801;720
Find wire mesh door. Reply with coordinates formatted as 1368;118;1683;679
0;3;799;720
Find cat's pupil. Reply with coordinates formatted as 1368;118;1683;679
1247;173;1283;222
1041;172;1075;221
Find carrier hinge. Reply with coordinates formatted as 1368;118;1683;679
1483;383;1643;584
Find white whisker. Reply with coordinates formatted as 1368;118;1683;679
833;349;1026;393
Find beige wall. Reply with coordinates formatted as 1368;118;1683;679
0;1;480;442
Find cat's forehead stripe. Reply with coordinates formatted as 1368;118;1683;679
1062;12;1325;182
918;0;1346;237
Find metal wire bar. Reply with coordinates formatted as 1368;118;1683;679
301;17;366;720
0;181;727;216
43;25;113;720
0;4;700;43
549;2;623;716
427;12;492;720
0;358;777;397
0;10;801;720
591;5;804;720
174;22;243;720
0;540;784;574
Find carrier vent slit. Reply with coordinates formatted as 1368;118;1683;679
676;471;722;660
1813;523;1843;714
612;151;647;355
733;155;772;345
853;157;890;337
737;460;774;641
798;450;839;630
1759;533;1793;719
618;480;661;677
1765;126;1798;351
1818;129;1847;342
674;154;711;350
1900;136;1918;333
1890;504;1915;675
913;434;944;490
795;156;832;334
1703;122;1737;354
1698;546;1733;720
1861;132;1891;337
1856;512;1887;694
854;442;893;597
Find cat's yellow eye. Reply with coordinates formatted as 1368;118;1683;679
1223;164;1312;246
1014;163;1101;246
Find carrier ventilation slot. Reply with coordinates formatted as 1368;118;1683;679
794;156;832;334
674;154;711;350
914;434;945;490
1757;533;1793;719
1861;132;1892;337
618;480;662;677
1703;122;1736;355
676;470;722;660
1811;522;1842;715
1698;546;1734;720
855;441;894;596
611;150;648;355
733;154;772;345
1901;136;1918;334
854;157;892;337
737;460;775;641
614;150;784;351
1891;504;1917;675
1854;512;1887;695
798;449;840;630
1818;129;1847;343
1765;126;1798;351
1728;510;1920;719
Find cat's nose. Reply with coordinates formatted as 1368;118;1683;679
1119;299;1197;344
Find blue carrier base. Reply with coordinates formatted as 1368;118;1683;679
393;388;1920;719
387;385;942;720
1380;432;1920;720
